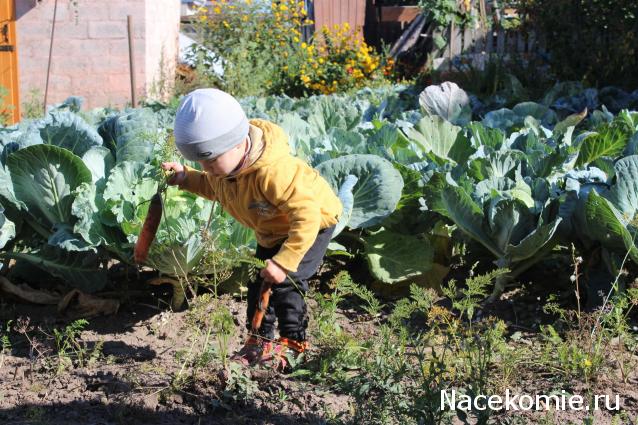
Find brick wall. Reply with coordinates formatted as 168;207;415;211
145;0;180;100
16;0;180;110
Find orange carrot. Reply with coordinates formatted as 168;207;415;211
134;192;163;264
251;280;273;332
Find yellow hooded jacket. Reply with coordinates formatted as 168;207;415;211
178;119;343;273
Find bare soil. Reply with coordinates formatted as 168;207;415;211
1;260;637;425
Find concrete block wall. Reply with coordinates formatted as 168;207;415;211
16;0;180;110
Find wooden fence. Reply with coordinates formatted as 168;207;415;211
432;22;545;70
363;1;546;71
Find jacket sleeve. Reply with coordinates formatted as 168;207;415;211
260;165;322;273
178;165;217;201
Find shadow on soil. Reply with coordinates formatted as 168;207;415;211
0;400;327;425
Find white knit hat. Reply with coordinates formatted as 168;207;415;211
173;88;249;161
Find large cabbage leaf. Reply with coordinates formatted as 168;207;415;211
363;228;433;283
402;115;474;165
584;156;638;263
72;181;129;260
418;82;472;126
0;208;15;249
4;246;108;292
482;102;557;131
575;127;628;168
39;109;103;156
426;172;561;299
307;96;363;134
101;162;219;274
316;154;404;229
146;189;215;275
81;146;115;185
102;161;159;240
98;108;158;163
7;144;92;234
332;175;358;238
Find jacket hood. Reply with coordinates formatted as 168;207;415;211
235;119;292;176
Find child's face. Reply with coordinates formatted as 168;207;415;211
198;138;248;177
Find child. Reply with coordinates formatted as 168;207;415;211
163;88;342;371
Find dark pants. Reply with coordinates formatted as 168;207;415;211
246;225;334;342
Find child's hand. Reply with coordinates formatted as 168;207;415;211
161;162;186;185
260;259;287;284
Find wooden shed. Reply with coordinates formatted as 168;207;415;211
312;0;367;34
310;0;421;45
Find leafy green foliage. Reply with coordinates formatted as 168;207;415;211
1;80;638;299
520;0;638;88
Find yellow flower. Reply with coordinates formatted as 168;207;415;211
242;15;249;22
246;0;252;4
318;58;324;64
222;20;230;28
279;4;288;11
301;42;307;49
293;36;300;43
213;6;222;14
583;358;592;368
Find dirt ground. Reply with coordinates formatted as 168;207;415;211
1;261;638;425
0;283;356;425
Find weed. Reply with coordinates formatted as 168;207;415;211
46;319;99;373
223;361;257;404
0;86;14;125
442;266;508;324
210;304;235;368
25;406;46;422
0;319;12;368
306;269;520;424
21;88;44;119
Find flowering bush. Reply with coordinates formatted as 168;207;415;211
191;0;394;97
277;22;394;96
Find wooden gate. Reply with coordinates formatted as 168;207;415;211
0;0;19;124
